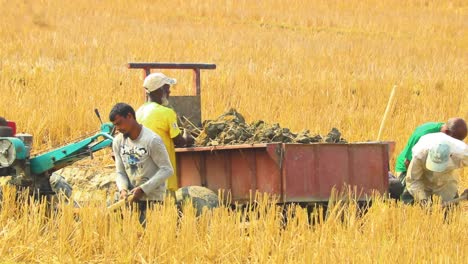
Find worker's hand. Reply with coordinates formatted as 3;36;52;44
404;159;410;169
129;187;145;203
119;189;128;200
420;199;431;207
183;129;195;147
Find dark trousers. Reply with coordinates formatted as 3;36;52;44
134;200;163;227
388;172;404;199
396;171;415;204
113;189;162;226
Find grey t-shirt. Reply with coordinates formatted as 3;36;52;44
112;126;174;201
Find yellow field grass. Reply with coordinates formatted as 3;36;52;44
1;0;466;145
0;0;467;262
1;0;466;179
1;187;467;263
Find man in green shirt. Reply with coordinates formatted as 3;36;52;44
396;118;467;187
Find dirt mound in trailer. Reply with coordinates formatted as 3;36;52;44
191;109;347;147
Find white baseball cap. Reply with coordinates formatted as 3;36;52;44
426;142;451;172
143;73;177;93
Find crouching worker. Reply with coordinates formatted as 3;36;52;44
109;103;173;225
402;132;468;205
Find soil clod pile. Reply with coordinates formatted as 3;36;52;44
192;109;346;146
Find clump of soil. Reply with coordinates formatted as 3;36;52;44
192;109;346;146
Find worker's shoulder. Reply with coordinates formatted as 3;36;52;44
158;105;177;116
155;106;178;122
419;132;467;151
136;102;156;114
414;122;444;133
140;103;176;116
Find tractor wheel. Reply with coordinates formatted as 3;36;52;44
175;186;219;216
0;126;13;137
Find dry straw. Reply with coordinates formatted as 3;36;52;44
0;1;467;262
0;185;467;263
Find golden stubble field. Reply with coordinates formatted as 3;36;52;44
0;0;467;262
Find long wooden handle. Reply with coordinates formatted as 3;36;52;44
377;85;397;141
73;194;135;215
442;192;468;208
107;194;134;212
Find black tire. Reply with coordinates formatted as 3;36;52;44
0;126;13;137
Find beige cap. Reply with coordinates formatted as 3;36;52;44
143;73;176;93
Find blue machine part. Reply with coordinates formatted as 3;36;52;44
29;123;114;174
100;123;114;134
0;137;27;167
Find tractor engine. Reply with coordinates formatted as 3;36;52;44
0;119;36;189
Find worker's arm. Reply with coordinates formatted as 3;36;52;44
167;110;193;147
173;133;186;147
448;144;468;167
112;137;130;195
461;148;468;166
138;136;174;196
404;152;413;169
404;159;411;169
406;156;429;202
404;136;421;169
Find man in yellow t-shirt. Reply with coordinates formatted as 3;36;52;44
136;73;193;191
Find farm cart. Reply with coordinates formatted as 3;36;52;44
128;62;395;208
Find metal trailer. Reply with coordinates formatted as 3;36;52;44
129;62;395;204
175;143;394;203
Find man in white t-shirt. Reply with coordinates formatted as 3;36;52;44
403;132;468;204
109;103;174;224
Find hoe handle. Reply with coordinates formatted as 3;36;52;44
73;194;136;215
442;191;468;208
107;194;135;212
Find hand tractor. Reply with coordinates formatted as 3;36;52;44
0;111;114;200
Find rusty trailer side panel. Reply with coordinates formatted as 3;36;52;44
176;144;282;202
176;143;390;203
280;144;389;202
